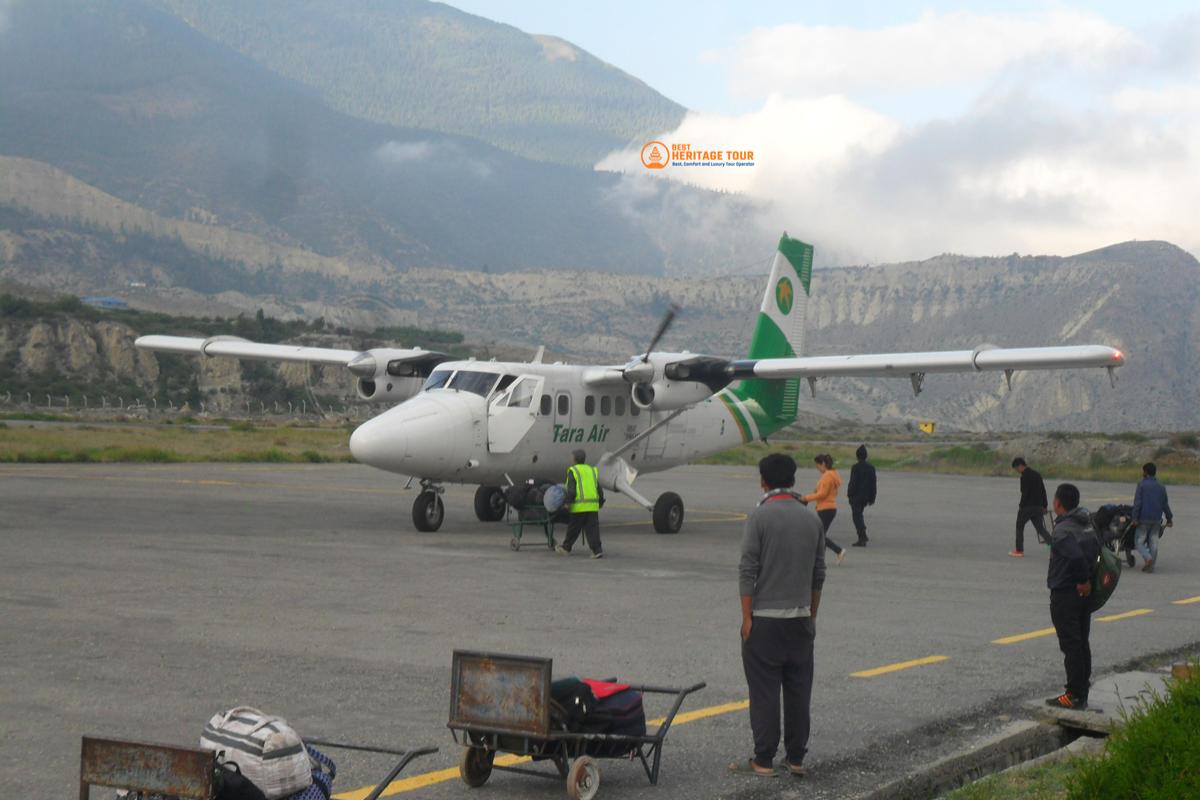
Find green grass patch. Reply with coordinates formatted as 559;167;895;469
0;411;78;422
944;759;1077;800
1067;665;1200;799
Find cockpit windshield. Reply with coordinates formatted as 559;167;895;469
422;370;453;391
445;370;500;397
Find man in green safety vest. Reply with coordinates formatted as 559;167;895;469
556;449;605;558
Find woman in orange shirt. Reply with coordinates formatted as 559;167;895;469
803;453;846;564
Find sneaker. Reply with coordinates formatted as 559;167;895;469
1008;549;1025;558
1125;551;1136;567
591;551;604;559
555;546;570;556
836;550;846;565
1142;559;1155;573
1045;693;1086;709
851;540;867;547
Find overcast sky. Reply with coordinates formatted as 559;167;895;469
453;1;1200;263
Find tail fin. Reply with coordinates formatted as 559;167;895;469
725;234;813;439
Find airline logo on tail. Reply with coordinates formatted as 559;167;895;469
775;277;794;315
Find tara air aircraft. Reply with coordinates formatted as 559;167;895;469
136;235;1125;534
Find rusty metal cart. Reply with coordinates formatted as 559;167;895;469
78;734;436;800
506;506;559;551
447;650;705;800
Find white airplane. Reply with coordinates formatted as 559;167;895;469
136;234;1125;533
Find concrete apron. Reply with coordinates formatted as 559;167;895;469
855;669;1174;800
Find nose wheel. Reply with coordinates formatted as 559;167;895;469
412;488;446;532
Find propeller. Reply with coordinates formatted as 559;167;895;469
623;302;681;382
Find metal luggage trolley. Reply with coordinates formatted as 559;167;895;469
506;505;559;551
447;650;705;800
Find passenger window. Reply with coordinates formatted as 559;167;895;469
557;394;570;416
614;396;626;416
600;396;611;416
584;396;595;416
540;395;552;416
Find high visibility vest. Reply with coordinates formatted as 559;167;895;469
568;464;601;513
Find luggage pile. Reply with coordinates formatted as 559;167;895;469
201;707;335;800
550;678;647;758
504;481;569;523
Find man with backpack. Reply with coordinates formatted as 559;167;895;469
1046;483;1101;710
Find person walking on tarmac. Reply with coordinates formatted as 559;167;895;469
556;449;605;558
1010;457;1050;557
847;445;877;547
803;454;846;564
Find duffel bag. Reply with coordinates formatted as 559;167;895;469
201;707;313;800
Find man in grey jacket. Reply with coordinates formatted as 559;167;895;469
730;453;826;779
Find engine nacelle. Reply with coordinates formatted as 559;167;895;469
349;348;449;402
630;379;715;411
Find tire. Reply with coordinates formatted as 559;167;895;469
459;746;494;788
474;485;506;522
652;491;684;534
412;492;445;532
566;756;600;800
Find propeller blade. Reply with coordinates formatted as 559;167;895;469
642;303;681;363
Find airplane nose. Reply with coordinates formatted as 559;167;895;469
349;417;406;468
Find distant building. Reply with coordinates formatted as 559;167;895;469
81;296;129;310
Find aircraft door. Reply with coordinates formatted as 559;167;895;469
487;375;544;454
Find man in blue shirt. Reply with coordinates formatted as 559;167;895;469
1131;462;1174;573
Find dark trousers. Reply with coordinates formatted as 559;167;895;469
1016;506;1050;551
742;616;815;768
561;511;601;553
1050;589;1092;701
818;508;843;555
849;499;868;542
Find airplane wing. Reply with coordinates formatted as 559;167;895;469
729;345;1124;382
135;335;447;377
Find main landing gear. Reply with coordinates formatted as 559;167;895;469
652;492;684;534
473;485;507;522
412;480;446;532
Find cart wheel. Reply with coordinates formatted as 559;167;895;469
510;537;520;551
460;746;494;788
547;537;557;551
566;756;600;800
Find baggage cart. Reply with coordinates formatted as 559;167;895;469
447;650;705;799
506;505;559;551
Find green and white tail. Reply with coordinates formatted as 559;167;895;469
719;233;813;441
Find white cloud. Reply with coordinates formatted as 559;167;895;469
374;139;494;179
375;140;436;164
600;9;1200;263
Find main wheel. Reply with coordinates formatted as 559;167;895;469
412;491;445;532
474;485;507;522
459;746;494;788
566;756;600;800
652;491;684;534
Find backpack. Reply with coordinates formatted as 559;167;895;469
201;708;313;800
1084;527;1122;613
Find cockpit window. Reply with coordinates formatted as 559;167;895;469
423;369;453;391
507;378;536;408
496;374;517;394
447;370;500;397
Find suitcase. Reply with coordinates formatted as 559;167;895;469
584;688;646;757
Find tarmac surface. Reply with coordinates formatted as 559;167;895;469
1;462;1197;799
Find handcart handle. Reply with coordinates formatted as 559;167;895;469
301;739;438;800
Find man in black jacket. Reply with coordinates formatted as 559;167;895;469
1010;457;1050;557
1046;483;1100;709
847;445;877;547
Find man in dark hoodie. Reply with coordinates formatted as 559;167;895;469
1046;483;1100;709
847;445;877;547
1010;457;1050;557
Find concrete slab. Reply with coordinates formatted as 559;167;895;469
1032;670;1173;733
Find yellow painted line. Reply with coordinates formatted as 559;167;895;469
1172;596;1200;605
851;655;949;678
1097;608;1154;622
992;627;1057;645
335;698;752;799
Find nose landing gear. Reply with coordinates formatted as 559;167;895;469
412;480;446;532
